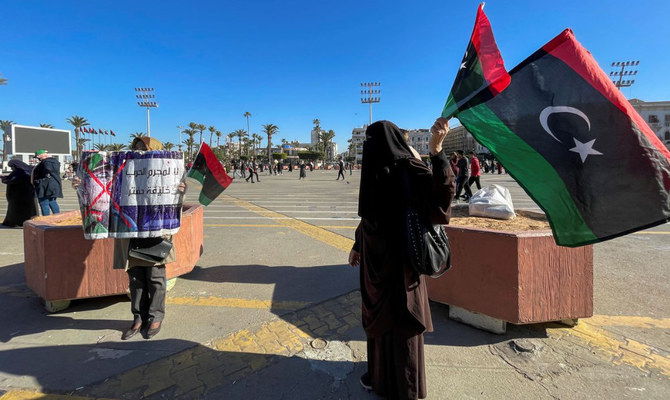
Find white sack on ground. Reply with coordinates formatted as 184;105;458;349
468;184;516;220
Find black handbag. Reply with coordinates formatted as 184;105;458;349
128;237;173;263
406;208;451;278
400;165;451;278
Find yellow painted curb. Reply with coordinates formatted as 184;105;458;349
167;296;310;311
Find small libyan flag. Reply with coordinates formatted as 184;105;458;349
442;3;510;119
187;142;233;205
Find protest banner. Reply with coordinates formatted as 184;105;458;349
76;150;185;239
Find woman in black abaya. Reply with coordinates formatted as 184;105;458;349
2;159;38;227
349;118;455;399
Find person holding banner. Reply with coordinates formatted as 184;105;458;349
115;137;186;340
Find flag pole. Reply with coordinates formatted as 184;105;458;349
187;142;205;176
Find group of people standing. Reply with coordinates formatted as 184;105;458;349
1;149;64;227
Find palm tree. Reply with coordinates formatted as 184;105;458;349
183;137;195;161
312;118;321;148
183;128;197;160
242;137;251;156
252;133;263;156
108;143;127;151
1;119;14;163
262;124;279;162
163;142;175;151
197;124;206;145
66;116;90;161
215;130;222;148
93;143;108;151
188;122;199;144
321;129;336;161
227;132;236;152
208;126;217;147
233;129;247;158
243;112;252;143
40;123;55;128
77;138;90;155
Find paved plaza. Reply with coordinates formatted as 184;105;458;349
0;169;668;399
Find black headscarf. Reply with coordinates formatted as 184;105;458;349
7;159;33;177
358;121;431;221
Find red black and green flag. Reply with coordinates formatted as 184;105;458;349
442;3;510;119
453;28;670;247
187;142;233;206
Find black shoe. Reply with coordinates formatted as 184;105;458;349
121;323;142;340
145;322;162;339
360;372;372;391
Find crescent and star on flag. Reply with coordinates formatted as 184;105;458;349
539;106;603;163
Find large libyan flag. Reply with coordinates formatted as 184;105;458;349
451;28;670;247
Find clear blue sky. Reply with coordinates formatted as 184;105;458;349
1;0;667;152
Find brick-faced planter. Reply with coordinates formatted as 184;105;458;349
23;203;204;311
427;222;593;333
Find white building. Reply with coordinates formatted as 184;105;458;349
350;125;367;165
630;98;670;147
406;129;431;155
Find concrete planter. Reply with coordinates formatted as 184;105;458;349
427;221;593;333
23;203;204;311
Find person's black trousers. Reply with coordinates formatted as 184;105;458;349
455;176;473;198
128;265;166;325
467;176;481;191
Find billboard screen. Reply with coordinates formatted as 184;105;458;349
12;125;71;155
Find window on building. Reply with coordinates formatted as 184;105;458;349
665;115;670;122
648;114;659;123
665;131;670;141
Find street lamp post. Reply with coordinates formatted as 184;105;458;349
360;82;381;125
609;61;639;90
177;125;183;152
135;87;158;136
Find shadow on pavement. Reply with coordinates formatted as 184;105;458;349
0;260;130;342
180;264;548;348
180;263;358;314
0;339;373;400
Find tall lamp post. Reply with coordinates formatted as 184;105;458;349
609;61;639;90
135;87;158;136
360;82;381;125
177;125;183;152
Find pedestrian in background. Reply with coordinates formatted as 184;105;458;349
246;157;260;183
454;150;472;201
31;149;62;216
349;118;455;399
2;159;38;227
467;150;481;192
298;160;307;179
336;158;346;180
